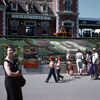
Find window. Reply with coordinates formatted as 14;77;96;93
26;3;34;14
25;22;35;35
11;21;18;35
41;22;48;35
11;2;18;10
43;5;47;12
64;0;72;11
28;4;32;9
41;4;48;12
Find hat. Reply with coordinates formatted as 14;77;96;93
92;48;96;51
49;56;55;60
57;57;61;60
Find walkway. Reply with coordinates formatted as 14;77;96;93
0;74;100;100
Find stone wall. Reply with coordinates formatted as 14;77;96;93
0;64;82;75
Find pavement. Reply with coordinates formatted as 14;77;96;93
0;74;100;100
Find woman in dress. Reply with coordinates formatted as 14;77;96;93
3;45;23;100
87;51;94;80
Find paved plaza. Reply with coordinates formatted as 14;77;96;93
0;74;100;100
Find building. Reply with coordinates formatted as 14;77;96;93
79;17;100;37
0;0;79;37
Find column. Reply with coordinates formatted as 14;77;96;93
56;0;59;33
3;9;6;36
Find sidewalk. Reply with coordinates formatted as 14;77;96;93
0;74;100;100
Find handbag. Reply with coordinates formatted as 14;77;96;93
16;75;26;87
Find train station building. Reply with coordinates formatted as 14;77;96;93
0;0;100;37
0;0;78;37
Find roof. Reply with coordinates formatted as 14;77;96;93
79;17;100;21
5;0;54;15
0;0;6;6
0;0;5;5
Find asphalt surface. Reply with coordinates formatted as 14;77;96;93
0;74;100;100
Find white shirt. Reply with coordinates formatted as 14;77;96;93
66;54;71;60
76;52;83;60
56;60;61;69
92;52;99;64
49;61;54;68
49;61;54;65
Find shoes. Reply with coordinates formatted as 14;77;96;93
45;80;48;83
93;78;98;80
88;78;93;80
97;73;99;77
62;76;64;80
55;80;58;83
79;73;82;76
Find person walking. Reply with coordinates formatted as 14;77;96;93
56;57;64;81
3;45;23;100
45;56;58;83
87;51;94;80
76;49;84;76
92;48;99;79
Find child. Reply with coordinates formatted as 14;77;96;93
67;61;74;76
56;57;64;81
45;56;58;83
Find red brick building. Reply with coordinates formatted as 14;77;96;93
0;0;79;37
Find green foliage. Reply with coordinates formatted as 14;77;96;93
0;37;100;65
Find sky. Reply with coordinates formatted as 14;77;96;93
79;0;100;18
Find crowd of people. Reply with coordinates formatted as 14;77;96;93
45;47;100;83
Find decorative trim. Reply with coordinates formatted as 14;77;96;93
62;20;74;27
79;24;100;27
11;14;51;20
2;0;7;6
0;7;6;10
57;11;78;16
56;14;60;33
56;0;59;12
6;12;56;17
